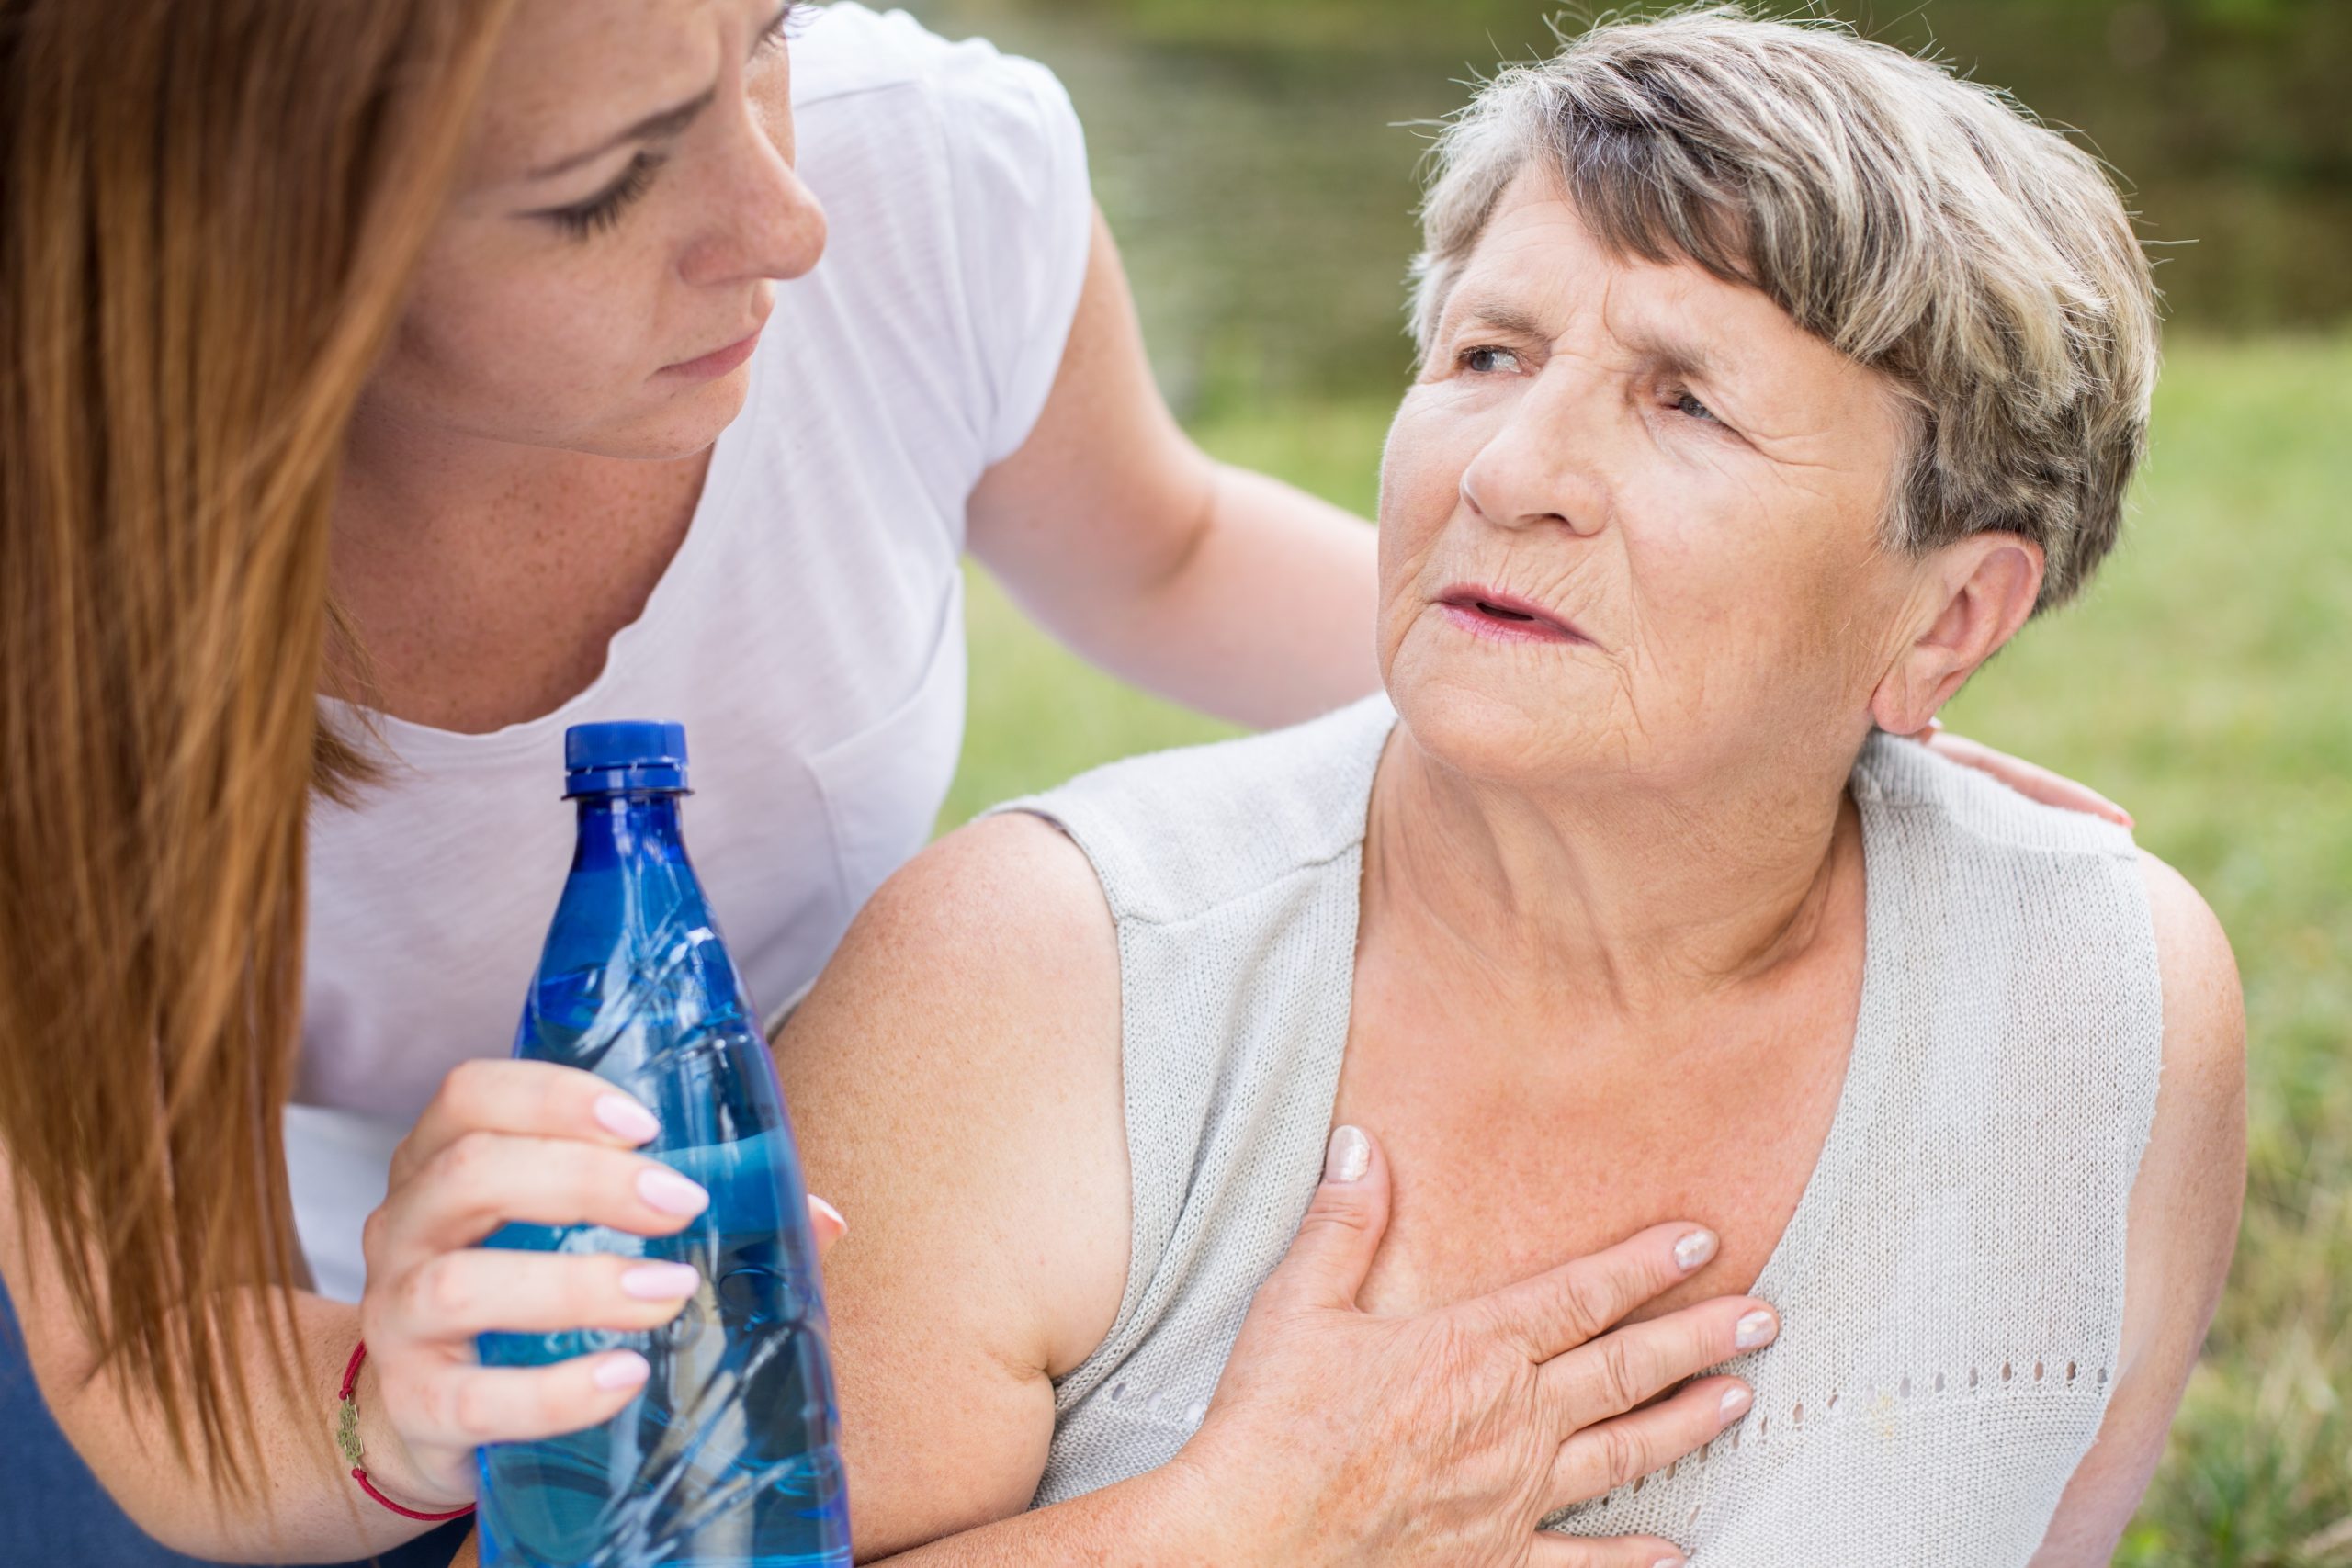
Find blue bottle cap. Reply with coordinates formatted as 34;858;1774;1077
564;720;690;797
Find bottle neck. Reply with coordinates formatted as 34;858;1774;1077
532;784;756;1072
570;791;691;874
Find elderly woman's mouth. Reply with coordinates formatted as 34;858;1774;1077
1436;586;1591;646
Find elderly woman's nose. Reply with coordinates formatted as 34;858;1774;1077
1457;403;1608;537
682;108;829;288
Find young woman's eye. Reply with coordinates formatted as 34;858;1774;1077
1462;345;1521;375
1672;389;1721;423
755;1;800;51
546;151;668;241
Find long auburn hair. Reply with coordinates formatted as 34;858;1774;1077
0;0;518;1493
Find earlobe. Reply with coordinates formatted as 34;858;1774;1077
1868;534;2045;736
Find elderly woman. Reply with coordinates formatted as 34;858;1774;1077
776;12;2244;1565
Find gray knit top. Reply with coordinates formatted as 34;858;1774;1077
994;695;2162;1565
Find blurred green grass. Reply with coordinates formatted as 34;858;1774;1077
940;332;2352;1562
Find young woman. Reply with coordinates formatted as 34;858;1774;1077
0;2;2123;1563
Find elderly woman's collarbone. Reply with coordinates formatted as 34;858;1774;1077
1330;977;1858;1325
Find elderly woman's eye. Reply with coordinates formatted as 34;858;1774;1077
1673;389;1720;423
1462;345;1521;375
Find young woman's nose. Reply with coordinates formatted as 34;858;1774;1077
680;103;828;288
1456;372;1611;537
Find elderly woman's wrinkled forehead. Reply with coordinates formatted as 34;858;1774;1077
1429;168;1906;445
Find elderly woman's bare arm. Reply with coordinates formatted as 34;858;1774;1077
773;815;1133;1555
2030;854;2246;1564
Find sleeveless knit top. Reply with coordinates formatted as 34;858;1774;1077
994;695;2163;1566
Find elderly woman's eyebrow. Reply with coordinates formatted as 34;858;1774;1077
1606;319;1735;382
526;85;718;182
1446;293;1736;384
1445;295;1552;343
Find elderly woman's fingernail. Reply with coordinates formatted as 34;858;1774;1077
638;1167;710;1217
1720;1384;1753;1423
1735;1308;1779;1350
1324;1125;1371;1184
1653;1556;1687;1568
1674;1228;1718;1271
595;1094;661;1144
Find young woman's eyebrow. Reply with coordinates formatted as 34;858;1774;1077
526;85;718;183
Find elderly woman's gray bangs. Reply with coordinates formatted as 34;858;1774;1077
1408;6;2160;613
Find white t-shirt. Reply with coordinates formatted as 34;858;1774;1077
288;4;1092;1301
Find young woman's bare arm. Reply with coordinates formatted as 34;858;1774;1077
965;209;1380;731
0;1161;418;1562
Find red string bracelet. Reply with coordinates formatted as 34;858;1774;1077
336;1341;477;1524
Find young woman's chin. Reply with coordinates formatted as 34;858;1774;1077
579;362;757;461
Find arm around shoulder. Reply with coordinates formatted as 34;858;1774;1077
772;812;1134;1560
2031;852;2246;1565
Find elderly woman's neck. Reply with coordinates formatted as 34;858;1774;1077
1363;731;1865;1017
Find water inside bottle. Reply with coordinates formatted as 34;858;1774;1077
479;1116;849;1568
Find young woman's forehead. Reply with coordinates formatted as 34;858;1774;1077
464;0;746;187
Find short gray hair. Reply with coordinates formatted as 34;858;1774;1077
1408;7;2158;612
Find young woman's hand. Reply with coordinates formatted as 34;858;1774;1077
1914;722;2132;826
1169;1127;1770;1568
352;1059;846;1512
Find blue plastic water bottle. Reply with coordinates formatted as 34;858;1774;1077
475;721;851;1567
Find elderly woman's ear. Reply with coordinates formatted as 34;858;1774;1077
1869;532;2045;736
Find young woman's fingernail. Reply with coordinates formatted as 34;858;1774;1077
593;1350;650;1391
1735;1308;1779;1350
620;1262;701;1300
638;1167;709;1217
595;1094;661;1144
1720;1384;1753;1423
1674;1228;1718;1271
1323;1125;1371;1184
809;1195;847;1235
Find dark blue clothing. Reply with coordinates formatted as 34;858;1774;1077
0;1276;468;1567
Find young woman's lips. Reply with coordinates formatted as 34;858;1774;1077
1435;587;1591;646
659;324;764;380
